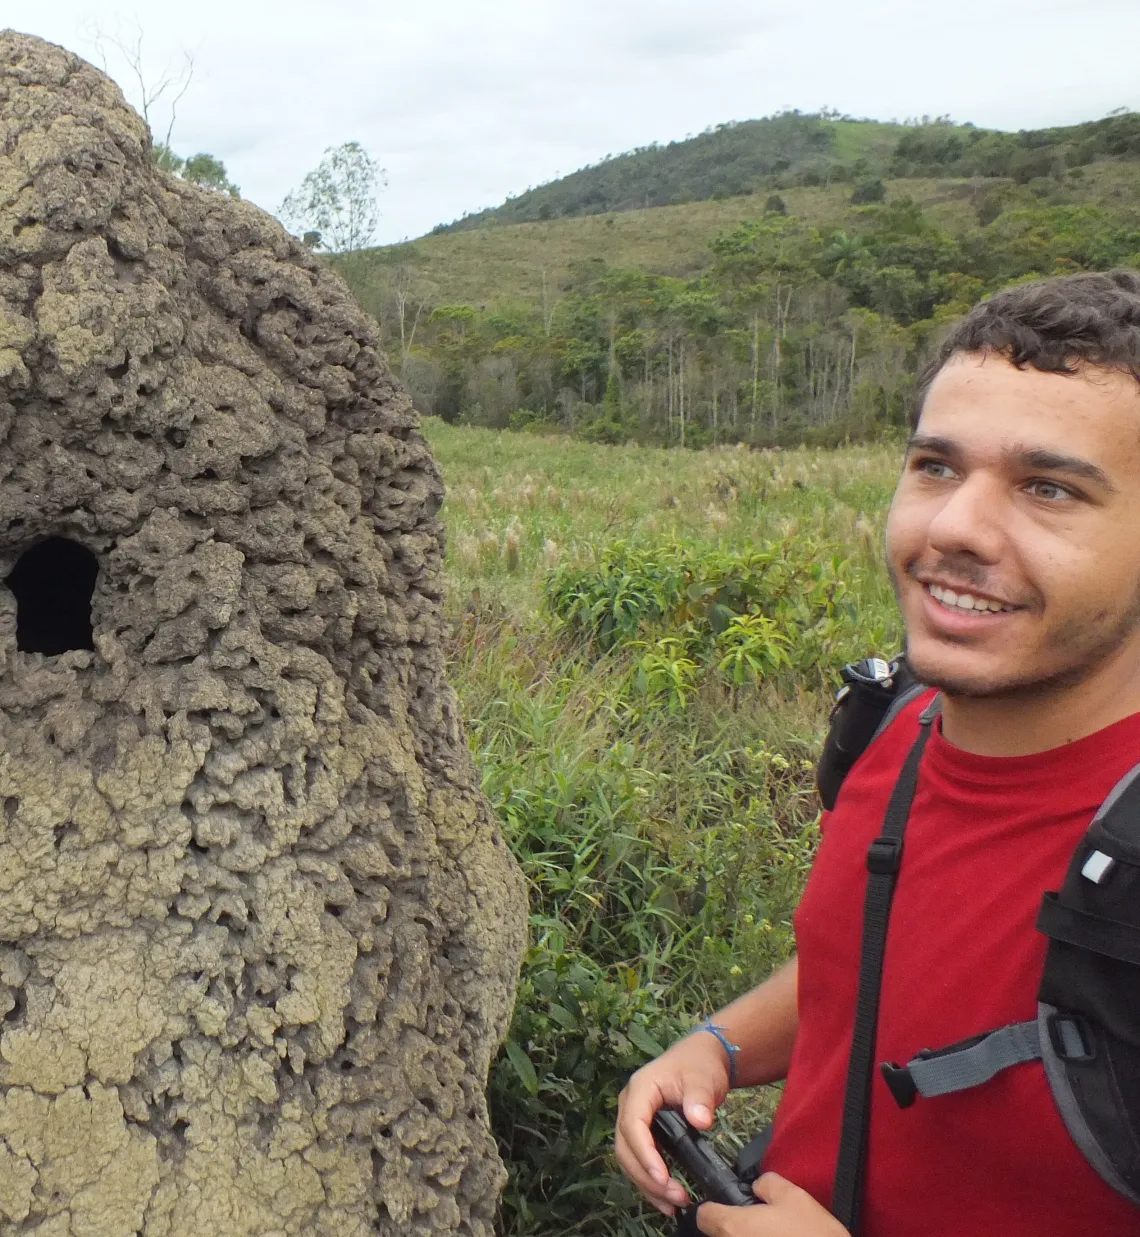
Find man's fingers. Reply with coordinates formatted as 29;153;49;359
614;1080;692;1211
680;1073;718;1129
695;1202;744;1236
615;1081;672;1186
752;1172;794;1205
613;1049;728;1213
612;1135;689;1211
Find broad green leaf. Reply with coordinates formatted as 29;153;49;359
626;1023;665;1058
548;1004;579;1031
505;1038;539;1096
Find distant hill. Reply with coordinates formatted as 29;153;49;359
431;109;1140;235
341;162;1140;313
434;113;913;233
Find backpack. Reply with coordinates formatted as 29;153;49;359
818;655;1140;1233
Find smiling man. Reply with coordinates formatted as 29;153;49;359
615;269;1140;1237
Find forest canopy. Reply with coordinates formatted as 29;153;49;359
341;195;1140;447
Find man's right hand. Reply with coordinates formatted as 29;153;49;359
614;1030;731;1217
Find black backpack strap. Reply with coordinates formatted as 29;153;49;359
870;681;928;745
831;693;941;1234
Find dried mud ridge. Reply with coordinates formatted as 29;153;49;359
0;30;526;1237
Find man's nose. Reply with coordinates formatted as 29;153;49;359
926;474;1005;563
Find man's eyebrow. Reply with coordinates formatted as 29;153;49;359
1015;447;1116;492
905;435;949;455
906;433;957;457
905;434;1117;492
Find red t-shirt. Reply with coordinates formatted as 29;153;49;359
764;693;1140;1236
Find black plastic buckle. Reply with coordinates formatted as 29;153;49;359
1047;1013;1096;1063
733;1124;774;1184
867;836;903;876
880;1061;918;1108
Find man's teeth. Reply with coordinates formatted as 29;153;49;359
927;583;1013;614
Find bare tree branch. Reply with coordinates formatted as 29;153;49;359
79;15;194;144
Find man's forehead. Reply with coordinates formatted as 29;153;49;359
928;351;1140;406
920;353;1140;463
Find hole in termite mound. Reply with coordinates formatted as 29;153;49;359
6;538;98;656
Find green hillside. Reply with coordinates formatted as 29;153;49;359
436;112;911;232
345;178;975;311
342;158;1140;317
431;108;1140;233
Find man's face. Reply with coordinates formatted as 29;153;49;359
886;351;1140;699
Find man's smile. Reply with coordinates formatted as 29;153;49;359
924;583;1017;614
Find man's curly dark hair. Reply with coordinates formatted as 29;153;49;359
913;269;1140;427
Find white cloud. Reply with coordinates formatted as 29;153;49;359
9;0;1140;243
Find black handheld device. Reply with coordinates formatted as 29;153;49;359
650;1110;769;1236
816;654;913;811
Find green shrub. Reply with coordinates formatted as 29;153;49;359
851;177;887;205
543;538;859;686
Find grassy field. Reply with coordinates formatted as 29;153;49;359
342;162;1140;314
430;420;903;617
425;421;906;1234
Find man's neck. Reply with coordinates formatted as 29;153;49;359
940;650;1140;757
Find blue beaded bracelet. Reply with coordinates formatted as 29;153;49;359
693;1021;740;1088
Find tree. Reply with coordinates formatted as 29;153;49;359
81;20;240;200
153;143;185;175
151;144;240;197
154;147;240;197
711;215;823;431
390;264;438;368
182;152;240;197
280;142;386;253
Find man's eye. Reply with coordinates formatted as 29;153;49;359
1026;479;1072;502
915;458;955;480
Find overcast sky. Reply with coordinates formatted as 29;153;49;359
9;1;1140;245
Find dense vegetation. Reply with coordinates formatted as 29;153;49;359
342;175;1140;447
889;109;1140;180
427;421;902;1234
325;108;1140;448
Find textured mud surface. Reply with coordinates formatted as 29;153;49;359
0;31;526;1236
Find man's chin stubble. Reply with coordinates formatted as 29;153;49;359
890;556;1140;701
908;602;1140;702
906;654;1091;702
